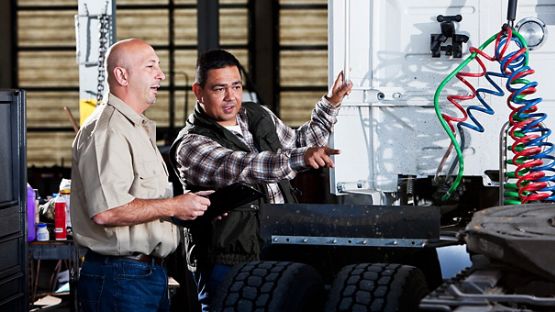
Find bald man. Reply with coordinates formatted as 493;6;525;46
71;38;210;312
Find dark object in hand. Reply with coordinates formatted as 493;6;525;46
171;182;263;226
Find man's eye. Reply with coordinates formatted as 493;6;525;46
214;88;224;92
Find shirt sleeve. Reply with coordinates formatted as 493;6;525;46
78;127;135;217
176;134;298;188
266;96;340;149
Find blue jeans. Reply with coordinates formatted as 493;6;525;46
193;264;232;312
77;252;170;312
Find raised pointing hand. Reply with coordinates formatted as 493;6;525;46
326;71;353;106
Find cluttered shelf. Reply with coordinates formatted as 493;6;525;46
28;240;85;312
27;177;81;311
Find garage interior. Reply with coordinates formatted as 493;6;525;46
2;0;555;311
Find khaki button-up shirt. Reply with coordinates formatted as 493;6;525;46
70;94;178;257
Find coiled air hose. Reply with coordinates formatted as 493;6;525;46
434;25;555;204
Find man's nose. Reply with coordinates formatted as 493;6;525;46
224;87;233;99
157;69;166;81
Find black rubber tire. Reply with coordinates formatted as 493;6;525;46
325;263;429;312
212;261;325;312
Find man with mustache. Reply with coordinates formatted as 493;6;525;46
172;49;352;310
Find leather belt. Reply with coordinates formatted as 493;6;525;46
124;253;164;265
86;250;164;266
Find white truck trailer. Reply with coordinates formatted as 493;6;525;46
213;1;555;311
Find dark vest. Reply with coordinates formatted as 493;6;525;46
170;102;297;270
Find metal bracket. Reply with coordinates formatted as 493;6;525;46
430;15;469;58
270;235;429;248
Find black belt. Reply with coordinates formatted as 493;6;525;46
86;250;164;266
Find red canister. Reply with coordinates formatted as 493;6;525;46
54;195;67;240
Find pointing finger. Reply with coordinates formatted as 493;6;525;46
334;71;344;88
325;147;341;155
195;190;215;197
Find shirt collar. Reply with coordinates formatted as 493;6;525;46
107;93;151;127
237;105;247;119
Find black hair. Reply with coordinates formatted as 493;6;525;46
195;49;241;87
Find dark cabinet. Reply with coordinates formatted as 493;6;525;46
0;90;27;310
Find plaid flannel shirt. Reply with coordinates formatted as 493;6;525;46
175;96;340;203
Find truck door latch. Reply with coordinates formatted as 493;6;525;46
430;15;469;58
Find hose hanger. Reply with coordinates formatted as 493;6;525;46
430;15;469;58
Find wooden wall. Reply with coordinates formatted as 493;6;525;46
18;0;327;167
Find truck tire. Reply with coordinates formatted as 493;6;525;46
212;261;325;312
325;263;428;312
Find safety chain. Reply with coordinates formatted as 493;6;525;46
96;14;111;104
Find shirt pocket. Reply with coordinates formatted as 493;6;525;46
130;160;164;198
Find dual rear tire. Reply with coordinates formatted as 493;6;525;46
212;261;428;312
325;263;429;312
212;261;325;312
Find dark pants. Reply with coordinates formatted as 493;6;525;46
193;264;233;312
78;252;170;312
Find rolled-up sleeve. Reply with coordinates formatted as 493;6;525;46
176;134;298;188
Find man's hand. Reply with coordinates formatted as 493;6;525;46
194;190;228;220
325;71;353;107
173;193;210;220
304;146;340;169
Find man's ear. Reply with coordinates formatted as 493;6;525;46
114;67;128;86
192;82;203;103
